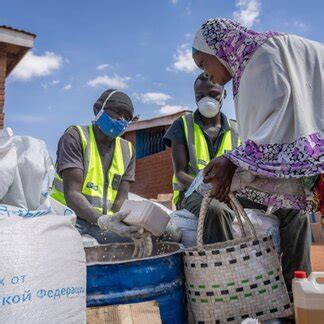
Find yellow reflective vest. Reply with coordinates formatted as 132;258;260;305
51;125;133;215
172;113;240;205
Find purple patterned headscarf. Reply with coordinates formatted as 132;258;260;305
193;18;282;97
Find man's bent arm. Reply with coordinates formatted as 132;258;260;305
62;168;101;224
172;141;194;190
112;180;130;213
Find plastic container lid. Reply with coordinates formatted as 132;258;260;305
295;270;307;279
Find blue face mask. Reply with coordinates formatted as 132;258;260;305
95;111;129;138
94;90;130;138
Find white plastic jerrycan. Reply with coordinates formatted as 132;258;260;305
292;271;324;324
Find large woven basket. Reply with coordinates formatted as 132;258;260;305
183;192;292;323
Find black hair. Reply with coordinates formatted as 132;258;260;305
194;73;227;99
194;72;209;87
194;72;224;89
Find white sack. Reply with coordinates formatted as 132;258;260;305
0;128;17;200
172;208;281;252
0;214;86;324
0;129;54;210
0;129;86;323
0;197;74;219
233;209;281;254
171;209;198;247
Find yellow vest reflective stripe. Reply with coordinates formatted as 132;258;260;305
172;113;240;205
51;125;133;215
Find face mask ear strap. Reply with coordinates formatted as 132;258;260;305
219;88;225;108
95;90;119;121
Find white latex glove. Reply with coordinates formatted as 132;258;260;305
97;211;153;259
97;211;143;239
132;233;153;259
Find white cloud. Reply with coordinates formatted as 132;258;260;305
135;92;172;105
96;64;111;70
170;0;178;4
63;84;72;90
292;20;306;29
170;44;198;73
159;105;189;115
11;51;62;81
233;0;261;28
41;79;60;89
289;20;308;32
283;20;308;35
87;74;131;89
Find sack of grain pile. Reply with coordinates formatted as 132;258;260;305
0;128;86;323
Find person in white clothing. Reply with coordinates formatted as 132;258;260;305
192;18;323;297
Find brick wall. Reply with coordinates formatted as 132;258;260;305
124;128;174;199
130;148;173;199
124;126;175;199
0;52;6;129
124;131;135;146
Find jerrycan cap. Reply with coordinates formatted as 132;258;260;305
295;271;307;279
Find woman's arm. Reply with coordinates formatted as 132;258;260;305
203;156;238;202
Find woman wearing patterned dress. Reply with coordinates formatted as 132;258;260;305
192;18;323;295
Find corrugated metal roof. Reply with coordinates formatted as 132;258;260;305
0;25;36;38
125;110;192;132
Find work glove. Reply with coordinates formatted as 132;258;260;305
98;211;143;239
97;211;153;259
131;233;153;259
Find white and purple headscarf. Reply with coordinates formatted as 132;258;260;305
192;18;282;97
194;19;323;211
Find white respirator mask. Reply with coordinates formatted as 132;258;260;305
197;90;224;118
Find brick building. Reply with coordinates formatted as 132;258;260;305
123;110;191;199
0;26;36;129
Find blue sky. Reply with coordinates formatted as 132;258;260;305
2;0;322;158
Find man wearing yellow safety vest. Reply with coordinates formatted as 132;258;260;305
163;73;240;244
51;89;145;245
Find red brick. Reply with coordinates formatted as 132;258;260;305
124;123;190;199
131;149;174;199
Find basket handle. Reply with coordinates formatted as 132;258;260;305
196;191;257;248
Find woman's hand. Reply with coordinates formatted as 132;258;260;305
203;156;237;202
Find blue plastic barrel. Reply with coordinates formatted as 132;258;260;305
86;242;185;323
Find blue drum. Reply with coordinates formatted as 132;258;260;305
86;242;185;323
